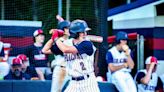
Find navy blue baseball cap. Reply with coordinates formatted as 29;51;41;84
57;20;70;30
116;31;128;41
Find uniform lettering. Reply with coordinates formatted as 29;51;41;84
144;85;155;90
64;53;83;61
113;58;126;63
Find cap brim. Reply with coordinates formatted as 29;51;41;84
85;28;91;31
34;33;45;37
12;64;21;66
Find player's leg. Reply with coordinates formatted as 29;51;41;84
112;72;130;92
125;73;137;92
58;67;66;92
51;66;62;92
61;73;70;91
64;80;78;92
79;74;100;92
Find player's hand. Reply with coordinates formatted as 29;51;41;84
50;29;64;41
56;15;64;22
149;62;156;70
122;45;130;56
150;57;157;69
31;77;39;80
123;63;128;68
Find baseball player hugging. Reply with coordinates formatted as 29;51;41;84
106;31;137;92
55;19;100;92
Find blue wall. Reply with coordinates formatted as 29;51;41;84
0;80;118;92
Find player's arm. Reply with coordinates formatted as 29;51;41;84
42;29;65;54
140;62;155;84
106;51;128;72
126;53;135;69
108;63;128;72
122;45;135;69
56;39;78;54
42;39;54;54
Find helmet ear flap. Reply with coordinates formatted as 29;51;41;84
70;32;79;39
115;39;121;44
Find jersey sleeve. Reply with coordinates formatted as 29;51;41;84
75;41;93;56
130;50;134;59
50;43;63;55
136;72;145;84
0;48;4;56
106;51;113;64
155;77;163;91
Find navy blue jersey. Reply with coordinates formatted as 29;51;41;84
25;45;49;67
4;70;31;80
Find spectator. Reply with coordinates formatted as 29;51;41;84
106;31;137;92
17;54;43;80
135;56;163;92
4;58;31;80
25;29;51;80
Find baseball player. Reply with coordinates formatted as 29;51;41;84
42;15;70;92
135;56;163;92
55;19;100;92
0;42;11;80
106;31;137;92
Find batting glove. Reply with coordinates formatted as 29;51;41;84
51;29;64;41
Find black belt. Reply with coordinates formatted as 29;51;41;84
72;75;89;81
55;65;65;68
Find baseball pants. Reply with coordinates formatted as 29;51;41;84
51;66;66;92
64;73;100;92
111;71;137;92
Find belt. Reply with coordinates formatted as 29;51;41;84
55;65;65;68
72;75;89;81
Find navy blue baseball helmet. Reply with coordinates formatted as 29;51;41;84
57;20;70;30
70;19;91;35
116;31;128;41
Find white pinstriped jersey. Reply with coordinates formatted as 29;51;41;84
63;38;96;77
